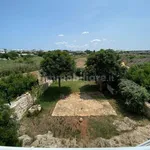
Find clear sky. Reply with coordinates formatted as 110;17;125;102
0;0;150;50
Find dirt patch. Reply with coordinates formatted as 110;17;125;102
80;118;88;138
75;57;87;68
52;93;117;116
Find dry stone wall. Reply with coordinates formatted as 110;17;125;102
10;71;52;120
10;92;34;120
144;102;150;119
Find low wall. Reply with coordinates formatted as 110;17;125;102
10;92;34;120
144;102;150;119
10;79;52;120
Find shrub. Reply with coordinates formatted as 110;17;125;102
0;73;37;102
0;101;18;146
75;68;84;77
127;62;150;90
118;79;150;114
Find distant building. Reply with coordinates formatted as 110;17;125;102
0;49;5;54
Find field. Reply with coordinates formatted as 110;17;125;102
1;53;149;78
120;53;150;66
74;56;87;68
0;56;43;77
19;80;150;147
74;53;150;68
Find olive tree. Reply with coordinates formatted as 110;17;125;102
40;50;75;87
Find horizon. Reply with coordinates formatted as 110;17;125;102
0;0;150;50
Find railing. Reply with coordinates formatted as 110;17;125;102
137;139;150;147
0;147;150;150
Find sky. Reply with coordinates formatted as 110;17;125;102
0;0;150;50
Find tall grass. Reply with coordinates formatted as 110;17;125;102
0;56;43;77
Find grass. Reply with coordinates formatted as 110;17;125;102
38;80;99;109
34;80;122;140
0;56;43;77
21;80;150;143
88;116;119;139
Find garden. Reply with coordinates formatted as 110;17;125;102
1;49;150;147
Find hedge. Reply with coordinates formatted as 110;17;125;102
118;79;150;114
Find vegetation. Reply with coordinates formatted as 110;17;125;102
41;50;75;87
1;49;150;146
118;79;150;114
39;81;98;102
0;101;18;146
85;49;126;87
0;56;43;77
89;116;119;139
0;73;37;103
127;62;150;90
75;68;84;77
0;51;19;60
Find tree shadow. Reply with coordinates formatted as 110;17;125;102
79;84;99;93
39;86;72;102
79;84;107;100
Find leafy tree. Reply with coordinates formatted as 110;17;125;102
0;53;9;59
118;79;150;114
84;50;93;54
8;51;19;60
85;49;126;87
127;62;150;90
0;100;18;146
40;50;75;87
36;50;45;57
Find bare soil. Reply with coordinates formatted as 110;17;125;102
75;57;87;68
52;93;117;116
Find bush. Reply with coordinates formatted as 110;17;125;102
0;101;18;146
0;56;43;78
127;62;150;90
0;73;37;102
118;79;150;114
75;68;84;77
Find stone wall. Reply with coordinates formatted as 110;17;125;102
144;102;150;119
10;78;52;120
10;92;34;120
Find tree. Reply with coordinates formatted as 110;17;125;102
40;50;75;87
85;49;126;87
0;100;18;146
84;50;93;54
127;62;150;90
0;53;9;59
36;50;45;57
8;51;19;60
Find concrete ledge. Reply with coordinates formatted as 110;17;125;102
144;102;150;119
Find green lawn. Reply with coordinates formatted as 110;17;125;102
38;80;99;109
